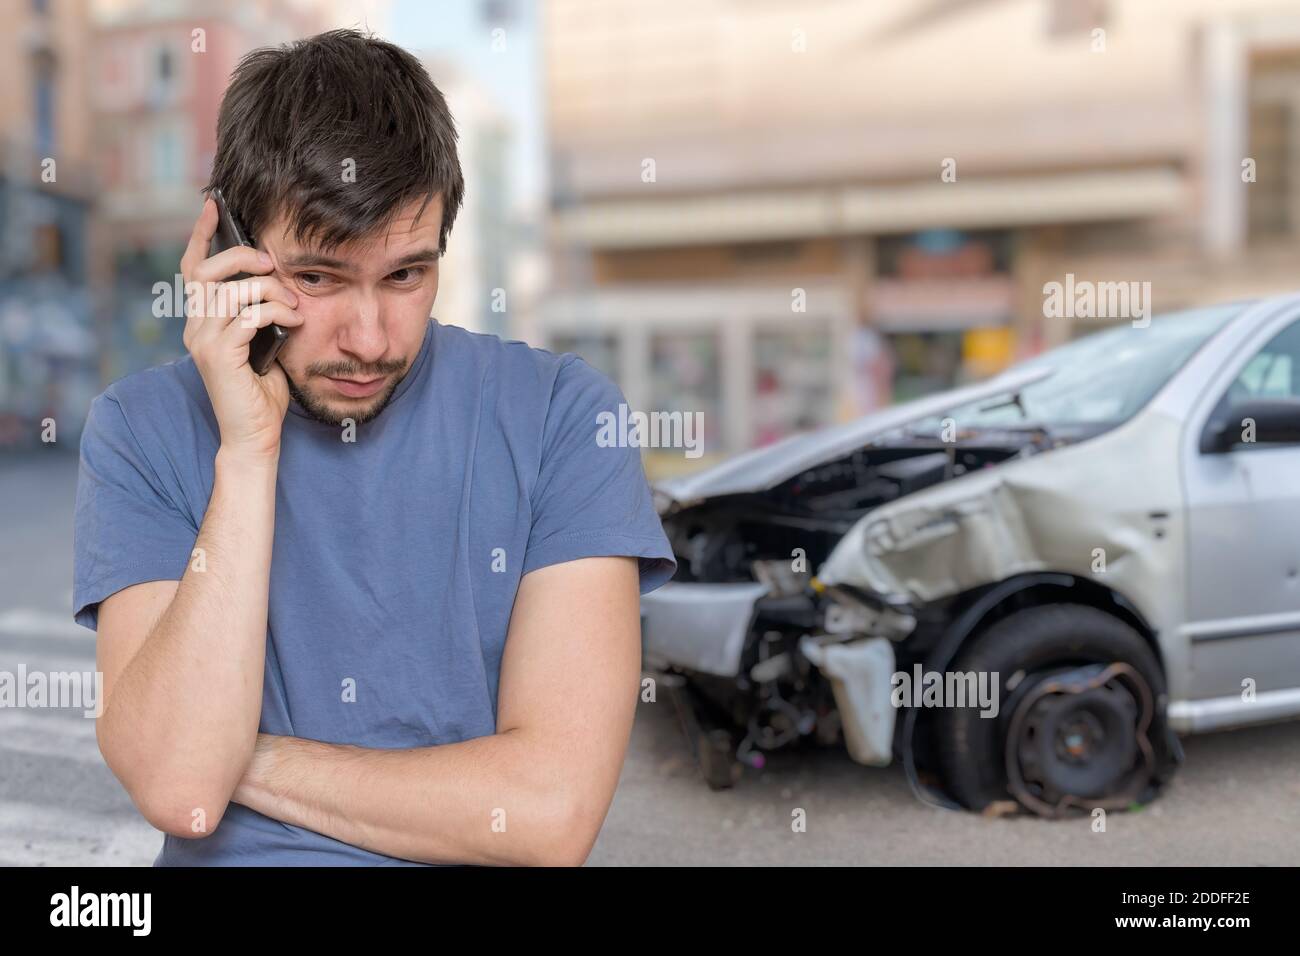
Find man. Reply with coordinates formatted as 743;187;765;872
72;29;675;866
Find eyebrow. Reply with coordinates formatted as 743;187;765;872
278;247;441;272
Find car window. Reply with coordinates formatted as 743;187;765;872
1228;320;1300;401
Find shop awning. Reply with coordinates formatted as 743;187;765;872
552;168;1186;249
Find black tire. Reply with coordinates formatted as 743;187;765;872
936;603;1167;814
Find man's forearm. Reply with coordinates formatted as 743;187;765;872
232;731;592;866
99;446;279;833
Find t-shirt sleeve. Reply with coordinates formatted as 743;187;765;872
521;356;677;594
73;392;198;631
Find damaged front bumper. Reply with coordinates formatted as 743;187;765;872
640;581;771;678
640;578;915;767
799;634;897;766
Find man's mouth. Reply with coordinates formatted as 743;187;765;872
325;374;388;398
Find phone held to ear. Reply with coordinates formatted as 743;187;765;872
208;187;289;375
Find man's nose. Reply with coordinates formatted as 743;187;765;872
339;292;388;367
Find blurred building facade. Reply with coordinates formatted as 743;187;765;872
0;0;99;450
0;0;530;452
538;0;1300;473
424;55;516;339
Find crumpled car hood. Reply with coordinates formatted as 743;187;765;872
654;365;1054;510
817;409;1184;633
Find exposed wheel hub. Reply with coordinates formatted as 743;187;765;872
1004;662;1156;817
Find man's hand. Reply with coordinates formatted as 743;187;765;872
228;556;643;865
181;197;304;462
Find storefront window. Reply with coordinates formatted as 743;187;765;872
752;326;833;446
649;331;721;457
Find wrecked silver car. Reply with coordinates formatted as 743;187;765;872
643;294;1300;816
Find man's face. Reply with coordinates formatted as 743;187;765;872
258;196;443;426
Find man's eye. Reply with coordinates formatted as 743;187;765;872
388;267;425;284
296;272;330;287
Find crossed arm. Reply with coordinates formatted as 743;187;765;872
97;470;644;869
96;445;645;865
229;555;643;866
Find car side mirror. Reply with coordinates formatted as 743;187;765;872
1201;396;1300;453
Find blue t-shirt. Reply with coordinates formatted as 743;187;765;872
72;317;676;865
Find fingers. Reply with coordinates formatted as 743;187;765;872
211;276;299;316
191;244;274;285
180;197;218;279
182;199;272;284
179;197;302;362
232;300;303;339
196;300;300;366
185;276;298;349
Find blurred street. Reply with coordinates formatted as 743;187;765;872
599;698;1300;866
3;452;1298;867
0;451;156;865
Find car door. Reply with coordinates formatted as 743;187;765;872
1183;314;1300;704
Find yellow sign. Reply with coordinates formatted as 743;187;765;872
963;326;1015;376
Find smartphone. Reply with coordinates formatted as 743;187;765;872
208;187;289;375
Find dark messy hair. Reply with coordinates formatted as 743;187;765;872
205;28;464;255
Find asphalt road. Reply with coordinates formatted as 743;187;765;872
2;451;1298;866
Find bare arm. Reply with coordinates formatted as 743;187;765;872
96;448;279;838
94;198;303;838
230;556;643;866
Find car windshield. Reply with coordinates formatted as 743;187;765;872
921;302;1250;432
